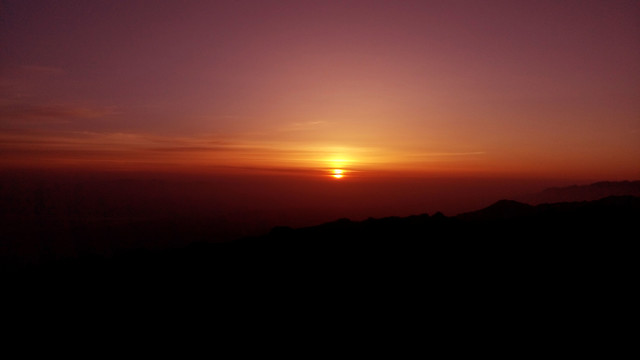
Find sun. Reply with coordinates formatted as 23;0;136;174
331;169;344;179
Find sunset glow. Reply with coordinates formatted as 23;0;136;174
2;0;640;272
0;0;638;181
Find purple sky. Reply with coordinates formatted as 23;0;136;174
1;0;639;179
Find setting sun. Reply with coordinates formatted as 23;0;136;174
1;0;639;281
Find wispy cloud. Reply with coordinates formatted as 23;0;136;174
0;103;117;124
0;128;371;171
0;125;487;174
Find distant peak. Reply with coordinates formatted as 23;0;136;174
523;180;640;205
487;199;531;209
457;199;532;220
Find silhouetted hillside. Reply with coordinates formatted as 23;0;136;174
518;180;640;204
7;196;638;287
457;199;534;220
0;171;555;267
5;195;636;339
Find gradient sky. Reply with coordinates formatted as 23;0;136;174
1;0;639;180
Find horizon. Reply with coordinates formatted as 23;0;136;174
2;168;638;266
1;1;639;263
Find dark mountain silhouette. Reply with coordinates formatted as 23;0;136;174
457;199;534;220
5;195;636;339
7;196;638;284
518;180;640;204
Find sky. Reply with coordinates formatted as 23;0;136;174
1;0;639;180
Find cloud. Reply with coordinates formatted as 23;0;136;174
0;130;243;156
147;146;236;153
0;125;487;174
0;128;361;172
0;103;116;124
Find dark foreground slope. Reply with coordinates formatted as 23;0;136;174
8;196;638;285
1;197;634;355
5;196;637;346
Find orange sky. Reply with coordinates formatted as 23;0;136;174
1;1;639;181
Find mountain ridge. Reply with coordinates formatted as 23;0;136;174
517;180;640;204
9;195;637;277
5;194;637;331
